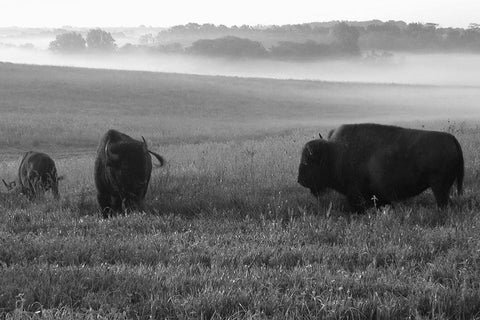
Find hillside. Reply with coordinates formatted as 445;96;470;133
0;62;479;150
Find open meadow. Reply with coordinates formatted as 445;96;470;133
1;62;480;319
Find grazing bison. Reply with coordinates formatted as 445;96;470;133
94;129;165;218
297;123;464;211
3;151;62;200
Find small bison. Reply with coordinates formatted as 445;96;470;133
3;151;62;200
297;123;464;211
94;129;165;218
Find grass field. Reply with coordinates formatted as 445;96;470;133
1;62;480;319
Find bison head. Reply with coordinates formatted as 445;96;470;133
297;139;332;196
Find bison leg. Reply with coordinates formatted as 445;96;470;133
371;195;391;208
46;173;60;200
136;200;145;212
28;172;43;200
128;199;145;213
97;192;113;218
347;195;369;213
110;195;123;213
52;182;60;200
429;174;456;209
430;182;452;209
23;186;35;201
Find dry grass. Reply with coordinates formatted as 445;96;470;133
1;63;480;319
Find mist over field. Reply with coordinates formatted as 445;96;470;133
1;46;480;86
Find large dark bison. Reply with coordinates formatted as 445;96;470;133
297;123;464;211
3;151;62;200
94;129;165;218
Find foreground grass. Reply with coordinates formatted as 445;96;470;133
2;200;480;319
1;125;480;319
1;63;480;319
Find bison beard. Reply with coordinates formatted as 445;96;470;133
94;129;164;218
297;123;464;212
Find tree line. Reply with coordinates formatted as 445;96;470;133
49;21;480;60
49;29;116;52
156;20;480;53
49;23;360;59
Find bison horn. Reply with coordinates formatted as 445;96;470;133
142;136;148;149
318;133;323;139
105;143;120;163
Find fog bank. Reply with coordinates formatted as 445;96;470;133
1;47;480;86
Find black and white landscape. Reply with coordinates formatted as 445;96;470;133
1;3;480;319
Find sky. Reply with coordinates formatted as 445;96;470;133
1;0;479;28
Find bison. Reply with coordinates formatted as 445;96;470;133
3;151;62;200
94;129;165;218
297;123;464;211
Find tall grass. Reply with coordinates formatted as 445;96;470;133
1;63;480;319
1;124;479;319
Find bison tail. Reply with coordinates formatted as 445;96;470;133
148;150;165;167
453;137;464;196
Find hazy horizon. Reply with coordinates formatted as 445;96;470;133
1;47;480;87
1;0;479;28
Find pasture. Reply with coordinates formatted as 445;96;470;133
1;62;480;319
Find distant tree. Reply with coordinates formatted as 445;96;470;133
441;28;463;49
49;32;86;52
185;23;201;30
291;24;313;33
200;23;216;32
187;36;267;58
139;33;155;45
386;20;407;29
366;22;402;35
404;23;440;49
169;25;187;32
86;29;116;51
464;24;480;50
331;22;360;55
362;21;405;50
469;23;480;31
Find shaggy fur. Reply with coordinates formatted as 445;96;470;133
298;123;464;211
94;129;164;218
